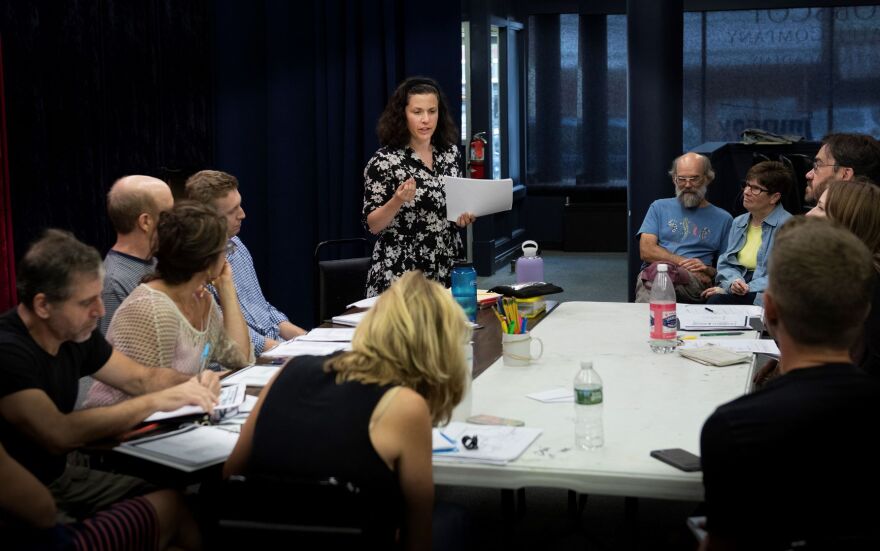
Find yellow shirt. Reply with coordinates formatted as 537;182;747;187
737;223;763;270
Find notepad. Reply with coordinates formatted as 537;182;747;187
260;340;351;358
678;345;751;366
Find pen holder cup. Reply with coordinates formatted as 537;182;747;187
502;332;543;366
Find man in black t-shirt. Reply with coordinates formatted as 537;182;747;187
700;217;880;550
0;230;219;544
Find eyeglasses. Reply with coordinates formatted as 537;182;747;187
811;160;840;171
741;182;770;195
674;175;704;185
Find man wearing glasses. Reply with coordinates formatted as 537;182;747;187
186;170;306;356
804;133;880;203
635;152;733;303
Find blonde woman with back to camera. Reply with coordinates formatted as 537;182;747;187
224;270;469;549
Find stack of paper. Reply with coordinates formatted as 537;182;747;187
220;364;282;387
115;425;239;472
145;383;246;422
330;311;368;327
432;422;543;465
261;339;350;358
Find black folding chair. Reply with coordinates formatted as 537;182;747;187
202;474;396;549
313;238;371;325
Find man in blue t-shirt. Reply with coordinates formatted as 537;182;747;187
636;152;733;303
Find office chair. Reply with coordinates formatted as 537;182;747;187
202;474;397;549
314;238;371;325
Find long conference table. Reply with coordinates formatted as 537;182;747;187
436;301;755;502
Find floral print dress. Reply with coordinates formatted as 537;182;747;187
362;144;464;296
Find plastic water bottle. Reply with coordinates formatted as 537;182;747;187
649;263;678;353
451;262;477;322
516;240;544;283
573;360;604;449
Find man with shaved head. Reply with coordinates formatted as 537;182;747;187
100;175;174;334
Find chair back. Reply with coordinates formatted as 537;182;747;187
314;238;371;325
203;474;396;548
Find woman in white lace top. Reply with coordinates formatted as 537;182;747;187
86;202;254;407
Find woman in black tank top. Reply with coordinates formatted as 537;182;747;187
225;271;470;549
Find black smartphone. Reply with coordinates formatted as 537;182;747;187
650;448;702;472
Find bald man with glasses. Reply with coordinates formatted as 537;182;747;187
635;152;733;303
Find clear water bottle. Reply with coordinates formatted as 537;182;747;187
574;360;604;449
649;263;678;353
451;262;477;322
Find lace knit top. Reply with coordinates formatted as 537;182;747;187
84;284;254;407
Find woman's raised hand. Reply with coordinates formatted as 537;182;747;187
394;177;417;204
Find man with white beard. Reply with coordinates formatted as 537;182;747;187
635;152;733;303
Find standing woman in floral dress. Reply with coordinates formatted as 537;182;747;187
363;76;476;297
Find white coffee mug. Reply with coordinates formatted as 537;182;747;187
502;332;543;366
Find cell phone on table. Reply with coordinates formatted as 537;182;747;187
466;414;525;426
650;448;702;472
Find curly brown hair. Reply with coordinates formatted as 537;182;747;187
376;76;458;149
151;201;228;285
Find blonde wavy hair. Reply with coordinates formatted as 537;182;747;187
323;271;469;424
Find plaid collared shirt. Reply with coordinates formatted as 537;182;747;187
222;236;289;354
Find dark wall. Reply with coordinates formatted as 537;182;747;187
213;0;462;326
2;1;461;324
1;1;214;257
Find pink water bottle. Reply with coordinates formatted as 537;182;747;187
649;263;678;353
516;240;544;283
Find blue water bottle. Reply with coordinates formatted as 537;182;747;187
451;261;477;322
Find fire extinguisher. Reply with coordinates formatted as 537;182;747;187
468;132;488;179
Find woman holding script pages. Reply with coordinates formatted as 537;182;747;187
85;202;253;407
362;76;476;296
701;161;793;306
225;271;469;549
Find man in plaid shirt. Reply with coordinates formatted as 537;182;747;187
186;170;306;355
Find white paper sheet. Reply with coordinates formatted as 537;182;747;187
295;328;356;342
444;176;513;221
679;339;780;355
526;387;574;403
346;296;379;309
677;303;760;330
432;422;543;465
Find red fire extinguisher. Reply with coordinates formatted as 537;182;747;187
468;132;488;179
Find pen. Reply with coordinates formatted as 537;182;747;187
198;342;211;382
119;422;161;442
699;331;744;336
704;307;715;313
439;431;456;445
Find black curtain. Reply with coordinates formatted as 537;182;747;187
0;1;214;257
213;0;462;327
